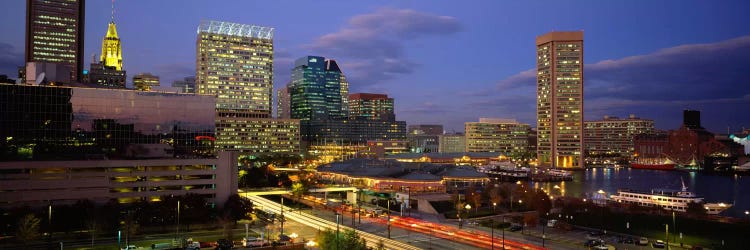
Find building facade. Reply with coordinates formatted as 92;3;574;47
0;83;216;161
465;118;530;155
408;134;440;153
276;84;291;119
133;73;160;91
215;118;300;155
196;20;299;156
536;31;584;168
301;119;407;145
439;134;466;153
172;76;196;94
584;115;654;160
290;56;348;121
25;0;85;82
348;93;395;121
196;20;274;117
86;62;126;88
0;151;238;207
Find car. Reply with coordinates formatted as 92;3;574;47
121;245;137;250
652;240;666;248
508;225;523;232
546;219;558;228
637;237;649;246
242;237;270;247
593;245;610;250
584;239;604;247
215;239;233;250
185;242;200;250
586;231;605;240
623;237;634;244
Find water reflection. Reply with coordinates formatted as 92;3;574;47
528;168;750;217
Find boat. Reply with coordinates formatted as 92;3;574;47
477;161;529;181
609;179;732;215
630;158;675;171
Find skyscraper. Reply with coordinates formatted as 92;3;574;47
196;20;299;156
25;0;85;82
100;15;123;70
290;56;348;121
348;93;395;121
87;1;126;88
197;20;274;117
536;31;584;168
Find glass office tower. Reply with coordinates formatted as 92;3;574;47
0;84;216;161
290;56;348;121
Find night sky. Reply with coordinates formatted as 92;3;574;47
2;0;749;133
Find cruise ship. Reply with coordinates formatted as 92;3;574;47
609;181;732;215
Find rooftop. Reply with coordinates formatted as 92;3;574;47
197;20;274;39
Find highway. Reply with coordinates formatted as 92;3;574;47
243;194;421;250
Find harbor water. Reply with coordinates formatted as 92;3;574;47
529;168;750;218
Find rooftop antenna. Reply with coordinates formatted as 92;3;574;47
111;0;115;23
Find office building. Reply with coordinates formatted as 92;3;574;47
25;0;85;82
302;119;407;145
408;125;444;135
290;56;348;121
349;93;395;121
215;118;300;155
439;134;466;153
196;20;299;156
584;115;654;160
465;118;530;155
86;61;126;88
683;109;702;129
133;72;160;91
196;20;274;117
172;76;196;93
536;31;584;168
0;83;217;161
277;84;291;119
408;134;440;153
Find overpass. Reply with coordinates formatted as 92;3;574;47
239;186;360;203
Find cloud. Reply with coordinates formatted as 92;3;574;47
306;8;462;90
478;35;750;131
0;42;23;78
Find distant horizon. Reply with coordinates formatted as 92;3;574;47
2;0;749;133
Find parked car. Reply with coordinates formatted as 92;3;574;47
546;219;558;228
623;237;634;244
185;242;200;250
652;240;666;248
215;239;233;250
121;245;137;250
242;237;270;247
637;237;649;246
584;239;604;247
586;231;605;240
508;224;523;232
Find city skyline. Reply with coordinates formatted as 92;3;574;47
2;1;750;133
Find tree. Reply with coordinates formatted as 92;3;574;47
16;214;41;245
291;182;307;210
316;229;367;250
223;194;253;222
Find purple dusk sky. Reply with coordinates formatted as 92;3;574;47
2;0;749;133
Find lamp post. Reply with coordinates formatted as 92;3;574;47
597;189;605;232
387;200;391;239
176;200;181;244
502;216;505;249
335;211;340;250
490;218;494;250
465;204;472;223
493;202;497;213
407;187;411;217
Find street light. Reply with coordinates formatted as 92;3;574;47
493;202;497;213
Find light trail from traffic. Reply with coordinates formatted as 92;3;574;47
243;193;421;250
